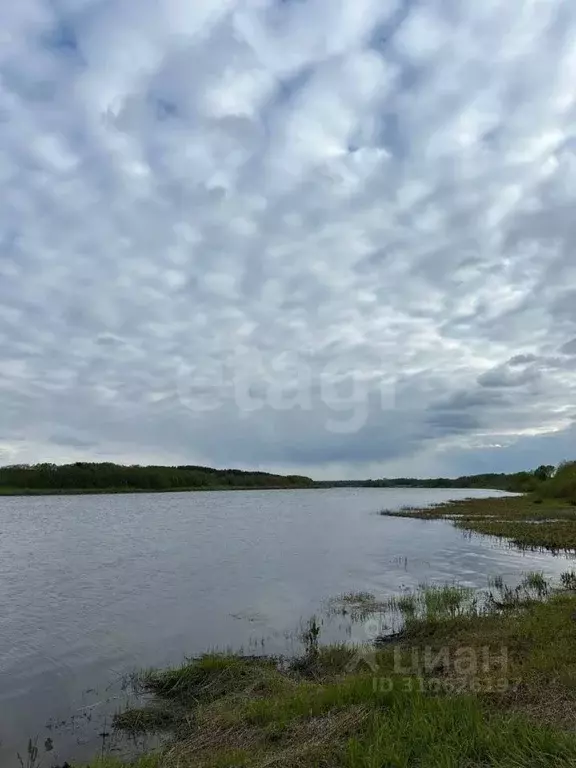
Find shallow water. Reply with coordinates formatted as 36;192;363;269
1;487;574;766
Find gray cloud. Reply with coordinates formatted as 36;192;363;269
478;362;542;390
1;0;576;478
562;339;576;356
50;433;97;449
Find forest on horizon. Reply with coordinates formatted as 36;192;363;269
0;461;567;495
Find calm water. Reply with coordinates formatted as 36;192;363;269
1;487;574;765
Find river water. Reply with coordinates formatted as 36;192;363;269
1;487;574;766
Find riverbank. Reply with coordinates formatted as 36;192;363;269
80;575;576;768
382;494;576;551
69;491;576;768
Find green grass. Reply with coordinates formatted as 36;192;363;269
384;584;477;628
381;586;576;727
344;694;576;768
79;638;576;767
80;759;161;768
142;654;283;703
382;495;576;551
75;575;576;768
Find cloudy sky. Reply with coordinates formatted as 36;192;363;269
1;0;576;479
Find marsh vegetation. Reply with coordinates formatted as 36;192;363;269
79;573;576;768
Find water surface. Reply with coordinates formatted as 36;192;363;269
1;487;573;765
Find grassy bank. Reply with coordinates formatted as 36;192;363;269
382;494;576;552
380;460;576;552
73;571;576;768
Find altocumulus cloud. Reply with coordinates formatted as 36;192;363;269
1;0;576;478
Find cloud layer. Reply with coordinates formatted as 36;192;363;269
1;0;576;477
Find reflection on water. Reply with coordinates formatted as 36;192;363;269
1;487;574;766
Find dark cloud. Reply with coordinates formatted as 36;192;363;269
433;390;508;412
478;364;541;390
508;354;540;367
426;411;482;434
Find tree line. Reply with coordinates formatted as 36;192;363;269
0;461;571;497
315;465;558;494
0;462;315;493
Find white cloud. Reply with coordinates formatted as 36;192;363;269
1;0;576;478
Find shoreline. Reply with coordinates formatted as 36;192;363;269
381;494;576;551
2;461;550;498
0;485;519;497
77;573;576;768
65;493;576;768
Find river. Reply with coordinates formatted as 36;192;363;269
1;487;574;766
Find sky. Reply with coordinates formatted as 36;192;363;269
1;0;576;479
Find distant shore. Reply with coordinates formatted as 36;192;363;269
0;461;556;498
0;484;527;497
0;462;315;497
